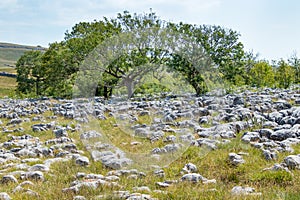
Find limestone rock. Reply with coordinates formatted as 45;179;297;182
229;153;245;166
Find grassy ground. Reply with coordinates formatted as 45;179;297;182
0;42;34;97
0;48;18;97
0;67;16;74
0;75;16;97
0;48;28;68
0;107;300;199
0;42;45;68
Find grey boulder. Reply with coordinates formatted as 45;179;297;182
229;153;245;166
231;186;261;196
0;193;11;200
1;175;18;184
283;154;300;169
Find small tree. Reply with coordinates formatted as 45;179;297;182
288;52;300;83
16;51;44;95
276;59;295;89
249;61;275;87
166;22;217;96
195;24;245;85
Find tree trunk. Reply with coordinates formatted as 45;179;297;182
108;87;113;98
193;81;207;96
103;86;108;99
124;78;135;99
36;77;40;96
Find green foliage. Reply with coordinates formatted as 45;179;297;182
288;53;300;83
40;42;77;97
14;10;250;98
167;54;209;95
166;22;246;94
195;25;246;85
14;10;251;98
276;59;295;89
250;61;275;87
16;50;43;95
134;82;171;95
14;10;297;99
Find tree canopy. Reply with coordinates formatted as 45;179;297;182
16;10;298;99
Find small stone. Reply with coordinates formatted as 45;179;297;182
139;172;147;177
7;118;22;125
203;179;217;184
0;192;11;200
112;191;130;199
233;96;244;105
229;153;245;166
263;150;278;161
19;181;34;187
105;175;120;182
283;155;300;169
1;175;18;184
231;186;261;196
85;173;104;179
127;174;138;180
44;157;70;167
295;99;300;105
181;163;198;174
156;182;170;188
22;158;41;163
80;131;101;140
24;189;39;197
73;196;86;200
75;156;90;166
127;193;152;200
153;189;168;194
21;171;44;181
181;173;206;183
241;132;260;143
154;169;165;178
104;158;132;169
263;163;290;173
62;179;110;193
28;164;50;172
130;141;142;146
133;186;151;193
53;127;68;138
13;185;24;193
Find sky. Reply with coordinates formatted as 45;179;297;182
1;0;300;61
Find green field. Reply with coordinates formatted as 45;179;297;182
0;42;45;68
0;48;27;68
0;42;46;97
0;76;16;97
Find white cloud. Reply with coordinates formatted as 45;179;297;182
2;0;300;60
28;0;222;27
0;0;223;46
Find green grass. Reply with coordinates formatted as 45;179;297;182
0;48;26;67
0;67;16;74
0;76;16;97
0;42;46;68
0;42;46;97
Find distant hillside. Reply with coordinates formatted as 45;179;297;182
0;42;46;97
0;42;46;69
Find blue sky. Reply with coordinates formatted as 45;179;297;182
1;0;300;61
